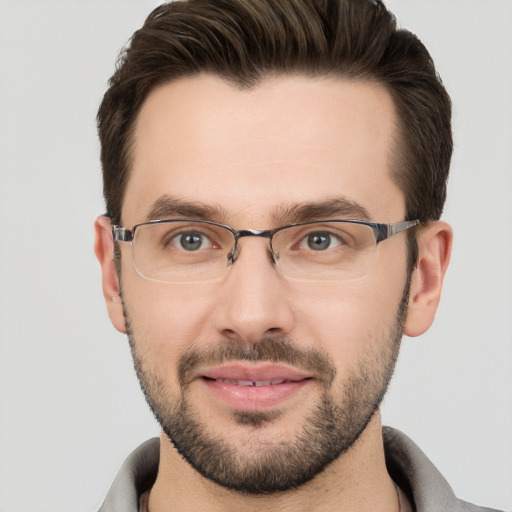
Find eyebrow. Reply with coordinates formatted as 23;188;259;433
144;195;227;222
144;195;371;226
273;198;372;224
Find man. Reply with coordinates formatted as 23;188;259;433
93;0;502;511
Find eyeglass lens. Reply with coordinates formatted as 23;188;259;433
130;220;379;283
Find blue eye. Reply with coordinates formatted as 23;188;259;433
172;231;210;251
300;232;342;251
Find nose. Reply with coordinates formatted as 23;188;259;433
213;237;295;344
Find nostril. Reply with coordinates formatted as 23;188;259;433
221;328;238;339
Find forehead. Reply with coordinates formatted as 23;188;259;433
124;74;404;226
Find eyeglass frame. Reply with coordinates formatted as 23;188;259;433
112;218;420;279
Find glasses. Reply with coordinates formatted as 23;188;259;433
112;218;419;284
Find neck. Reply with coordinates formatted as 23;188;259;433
148;413;399;512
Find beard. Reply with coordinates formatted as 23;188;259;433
123;281;409;495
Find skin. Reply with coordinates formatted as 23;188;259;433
95;74;452;511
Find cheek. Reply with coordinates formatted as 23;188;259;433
294;273;406;363
121;274;220;361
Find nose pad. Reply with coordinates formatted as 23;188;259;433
226;234;277;268
226;245;277;270
270;248;279;265
226;245;238;266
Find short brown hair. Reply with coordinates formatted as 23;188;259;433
98;0;452;230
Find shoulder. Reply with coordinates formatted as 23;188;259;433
383;427;506;512
459;501;507;512
98;438;160;512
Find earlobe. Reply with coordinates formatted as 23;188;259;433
404;221;452;337
94;216;127;334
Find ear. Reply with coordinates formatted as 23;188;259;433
404;221;452;337
94;216;127;334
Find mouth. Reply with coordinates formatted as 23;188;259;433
198;363;314;410
208;378;303;386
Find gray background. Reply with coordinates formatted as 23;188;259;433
0;1;511;511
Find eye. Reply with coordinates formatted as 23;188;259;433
299;231;343;251
170;231;212;251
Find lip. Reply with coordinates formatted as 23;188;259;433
198;363;313;410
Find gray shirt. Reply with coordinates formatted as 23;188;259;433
99;427;504;512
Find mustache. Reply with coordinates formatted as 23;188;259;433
178;337;337;387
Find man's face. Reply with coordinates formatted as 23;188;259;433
117;75;411;492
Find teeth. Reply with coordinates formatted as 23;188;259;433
216;379;286;386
